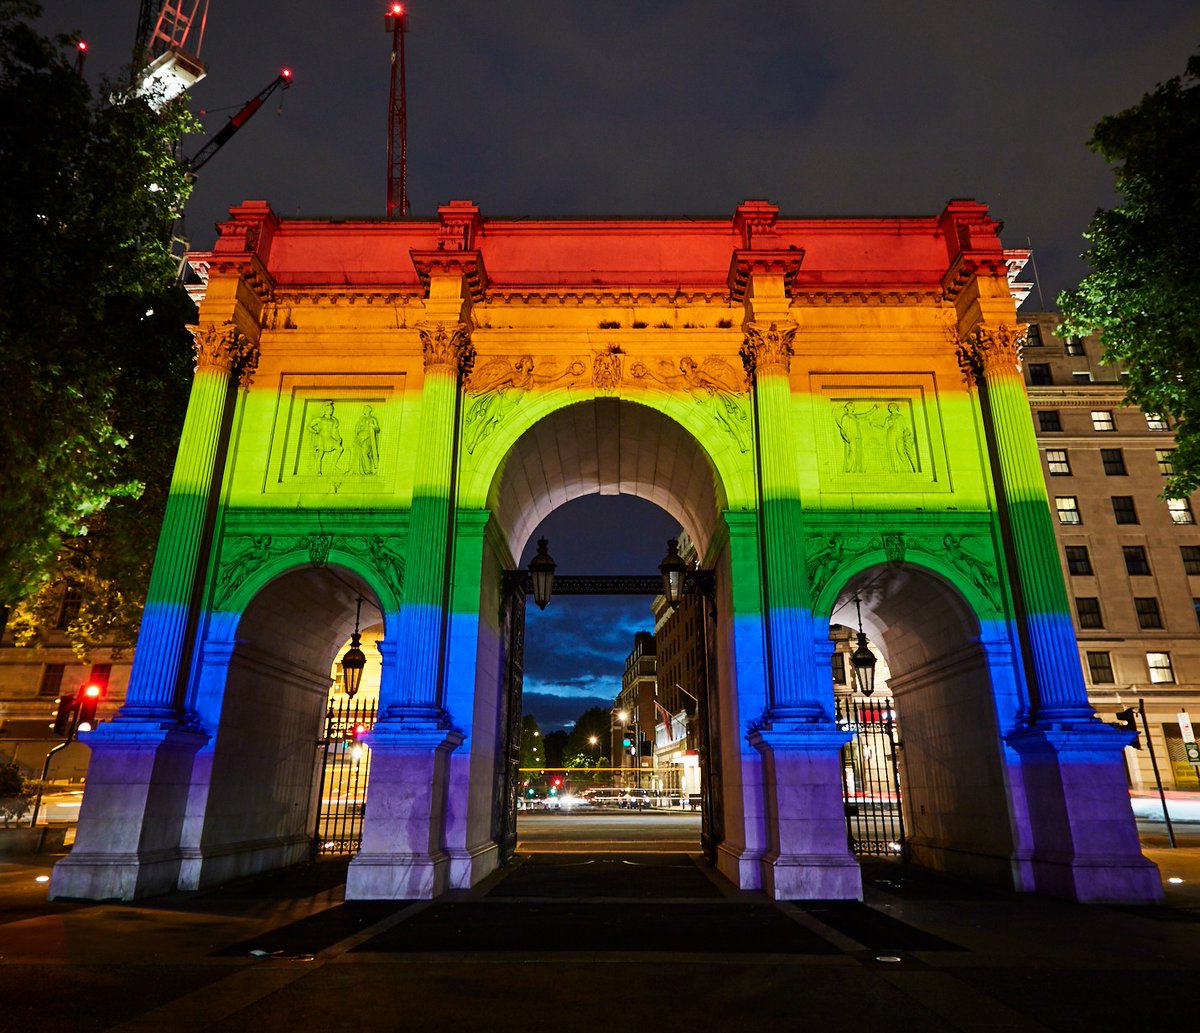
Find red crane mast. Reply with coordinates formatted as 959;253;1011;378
385;4;409;218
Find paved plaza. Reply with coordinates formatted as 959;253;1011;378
2;820;1199;1032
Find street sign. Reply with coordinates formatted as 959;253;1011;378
1178;712;1200;764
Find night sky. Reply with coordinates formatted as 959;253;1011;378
41;2;1200;731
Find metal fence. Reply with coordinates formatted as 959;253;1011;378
836;695;906;859
312;695;375;857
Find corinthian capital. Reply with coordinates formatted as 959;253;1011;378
740;321;797;381
417;322;476;377
188;321;260;385
955;323;1025;385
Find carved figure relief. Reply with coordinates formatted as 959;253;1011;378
216;533;407;605
592;345;623;393
353;405;381;474
308;400;345;475
833;400;918;475
216;535;274;601
804;530;1001;610
464;356;585;454
631;356;751;453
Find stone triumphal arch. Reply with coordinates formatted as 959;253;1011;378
51;198;1161;904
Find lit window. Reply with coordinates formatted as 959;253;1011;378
1183;547;1200;575
1111;496;1138;524
1147;652;1175;684
1074;597;1103;629
1065;546;1093;575
1156;449;1176;475
1146;413;1169;431
1029;364;1052;386
1124;546;1151;576
1064;337;1085;356
1091;411;1115;432
1167;498;1195;525
1037;410;1062;432
1134;597;1163;629
1086;651;1115;684
1046;449;1071;476
1100;449;1126;476
1055;497;1081;524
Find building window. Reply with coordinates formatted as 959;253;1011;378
1183;546;1200;575
1075;597;1103;629
1046;449;1071;476
1055;497;1082;524
1086;651;1115;684
1124;546;1151;576
1167;498;1195;525
37;664;66;698
831;651;846;685
1147;652;1175;684
1194;599;1200;627
1091;410;1115;432
1025;323;1043;347
1071;371;1093;384
1134;597;1163;629
1157;449;1176;475
55;583;82;630
1111;496;1138;524
1064;336;1085;356
1037;410;1062;432
1146;413;1169;431
1065;545;1093;576
1100;449;1126;476
1029;363;1052;386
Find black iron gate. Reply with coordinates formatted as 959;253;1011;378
312;695;376;858
836;694;905;858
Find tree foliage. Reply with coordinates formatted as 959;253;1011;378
519;713;544;771
1059;50;1200;496
564;706;611;765
0;2;196;644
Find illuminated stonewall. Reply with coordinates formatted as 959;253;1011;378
50;199;1161;904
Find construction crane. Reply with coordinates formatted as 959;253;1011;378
385;3;409;217
133;1;210;108
187;70;292;173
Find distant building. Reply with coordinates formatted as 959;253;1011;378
1023;313;1200;789
613;631;657;787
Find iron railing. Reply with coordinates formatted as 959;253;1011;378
312;695;375;858
836;694;906;859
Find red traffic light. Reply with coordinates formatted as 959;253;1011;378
82;683;103;699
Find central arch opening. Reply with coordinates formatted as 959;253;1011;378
484;398;731;885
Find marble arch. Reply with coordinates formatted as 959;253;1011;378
51;198;1161;904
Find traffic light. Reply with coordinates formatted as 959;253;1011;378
76;682;104;732
51;692;76;737
1115;707;1140;748
346;722;368;743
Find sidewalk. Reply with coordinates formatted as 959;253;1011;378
0;845;1198;1033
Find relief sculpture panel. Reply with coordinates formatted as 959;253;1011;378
811;374;950;494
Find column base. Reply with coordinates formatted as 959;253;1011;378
50;719;207;901
749;724;862;901
1007;723;1163;904
345;723;463;901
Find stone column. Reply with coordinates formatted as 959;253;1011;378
957;324;1093;723
960;323;1162;903
379;322;475;721
741;321;824;720
120;322;259;719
